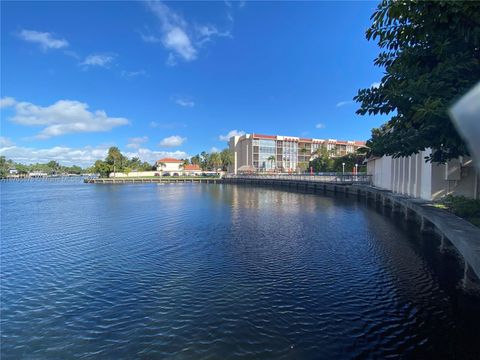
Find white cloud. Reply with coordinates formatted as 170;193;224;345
146;1;197;62
219;129;245;141
159;135;186;147
209;146;220;153
18;29;69;50
0;144;188;167
195;24;231;46
80;54;115;67
174;98;195;107
166;53;177;66
63;50;81;60
121;70;147;78
163;27;197;61
139;32;162;43
124;148;188;163
127;136;149;149
0;137;15;147
315;123;326;129
145;1;231;64
336;100;354;107
1;97;17;108
4;97;128;139
0;145;109;167
371;82;381;89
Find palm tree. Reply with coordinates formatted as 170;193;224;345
267;155;276;171
157;161;166;177
209;152;222;173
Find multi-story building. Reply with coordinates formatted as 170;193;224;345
229;133;366;174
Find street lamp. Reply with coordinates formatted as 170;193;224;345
342;162;345;175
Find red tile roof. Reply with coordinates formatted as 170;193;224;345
184;164;201;171
157;158;183;163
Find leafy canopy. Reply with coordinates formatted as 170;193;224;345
355;0;480;163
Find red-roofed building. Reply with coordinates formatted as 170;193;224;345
156;158;183;173
228;133;366;173
183;164;202;176
157;158;182;164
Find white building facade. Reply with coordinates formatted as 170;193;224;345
156;158;183;173
229;133;366;174
367;149;479;200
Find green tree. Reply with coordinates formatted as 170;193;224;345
355;0;480;163
67;165;83;174
105;147;126;171
46;160;60;173
220;149;233;171
209;152;222;171
93;160;111;177
332;153;366;173
157;161;166;175
200;151;209;170
191;154;201;166
0;156;11;178
309;146;334;172
15;163;29;174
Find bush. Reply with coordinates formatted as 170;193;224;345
438;195;480;227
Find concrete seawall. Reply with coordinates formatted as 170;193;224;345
84;177;223;184
224;176;480;282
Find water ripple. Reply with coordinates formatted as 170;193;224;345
1;182;479;359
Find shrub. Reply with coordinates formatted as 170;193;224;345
438;195;480;227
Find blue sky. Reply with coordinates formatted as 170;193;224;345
1;0;388;166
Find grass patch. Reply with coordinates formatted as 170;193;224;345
436;195;480;228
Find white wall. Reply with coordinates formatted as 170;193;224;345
368;150;479;200
110;171;158;178
157;163;182;172
229;135;253;174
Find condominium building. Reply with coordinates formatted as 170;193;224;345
229;133;366;173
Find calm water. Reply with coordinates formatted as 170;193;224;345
1;181;479;359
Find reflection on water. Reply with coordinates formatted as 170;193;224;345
1;181;479;359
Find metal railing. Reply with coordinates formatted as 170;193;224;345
0;175;94;183
224;173;372;184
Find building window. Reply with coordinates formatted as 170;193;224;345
257;139;276;170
